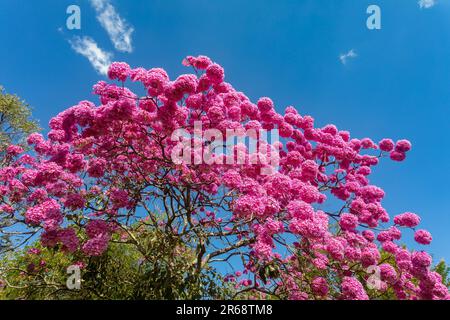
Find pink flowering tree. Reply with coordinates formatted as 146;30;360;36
0;56;448;300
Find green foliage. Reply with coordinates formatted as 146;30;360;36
0;226;235;300
0;85;40;151
433;260;450;288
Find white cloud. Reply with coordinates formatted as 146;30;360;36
339;49;357;65
90;0;134;53
418;0;436;9
69;36;113;75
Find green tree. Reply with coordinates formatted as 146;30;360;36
0;85;39;151
433;260;450;288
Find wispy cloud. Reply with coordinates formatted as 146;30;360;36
90;0;134;53
418;0;436;9
68;36;113;75
339;49;357;65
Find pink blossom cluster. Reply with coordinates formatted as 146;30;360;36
0;55;447;300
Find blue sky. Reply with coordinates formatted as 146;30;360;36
0;0;449;262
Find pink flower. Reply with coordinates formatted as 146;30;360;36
414;230;432;245
279;122;294;138
390;151;406;162
207;106;225;122
388;226;402;240
186;93;203;109
257;97;274;113
107;62;130;82
311;277;329;296
394;212;421;228
222;170;242;189
139;99;157;112
362;230;375;242
339;213;358;231
361;245;380;267
26;132;44;145
206;63;224;84
175;74;198;95
40;228;79;252
379;139;395;152
356;166;371;176
64;193;86;210
253;239;274;260
6;145;24;156
396;249;412;271
411;251;432;268
361;138;377;149
182;55;212;70
25;199;63;231
144;68;169;96
382;241;398;254
85;220;110;238
377;231;392;242
129;67;147;82
73;261;87;269
395;139;412;153
379;263;398;284
87;158;107;178
301;160;319;180
341;277;369;300
82;234;109;256
286;151;302;167
58;228;79;252
64;154;84;174
27;248;41;255
290;212;329;239
326;238;345;261
287;200;314;220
